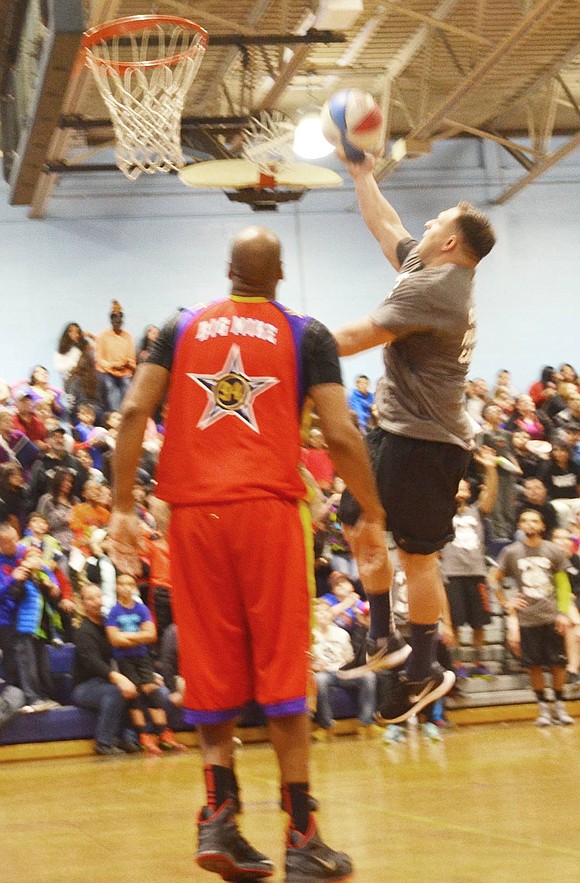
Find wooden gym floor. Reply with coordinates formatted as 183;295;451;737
3;713;580;882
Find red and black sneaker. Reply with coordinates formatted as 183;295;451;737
196;799;274;880
285;816;353;881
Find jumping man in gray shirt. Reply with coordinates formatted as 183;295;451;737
334;151;496;724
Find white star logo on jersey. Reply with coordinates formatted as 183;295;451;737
187;343;279;433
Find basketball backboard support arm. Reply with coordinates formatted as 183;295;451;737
5;0;84;209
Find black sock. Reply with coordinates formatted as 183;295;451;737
281;782;311;835
204;765;238;810
554;690;563;702
368;593;391;641
534;690;546;703
406;623;438;681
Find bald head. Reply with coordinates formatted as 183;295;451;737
229;226;283;298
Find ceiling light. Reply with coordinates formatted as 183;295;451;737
293;111;335;160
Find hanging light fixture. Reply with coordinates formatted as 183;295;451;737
293;110;335;160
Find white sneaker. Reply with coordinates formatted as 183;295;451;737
552;701;575;726
535;701;552;727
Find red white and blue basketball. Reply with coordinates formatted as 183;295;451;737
320;89;383;161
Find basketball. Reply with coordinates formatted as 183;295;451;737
320;89;383;162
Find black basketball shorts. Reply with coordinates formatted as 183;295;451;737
338;428;471;555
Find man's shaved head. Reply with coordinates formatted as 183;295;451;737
229;226;283;298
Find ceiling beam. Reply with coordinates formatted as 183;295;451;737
491;130;580;203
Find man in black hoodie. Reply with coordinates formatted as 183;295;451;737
27;426;88;510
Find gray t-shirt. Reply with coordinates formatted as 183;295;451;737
370;238;476;449
439;504;487;579
497;539;568;627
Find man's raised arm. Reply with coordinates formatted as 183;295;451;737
342;153;411;270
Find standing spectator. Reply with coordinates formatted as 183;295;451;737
465;378;490;426
137;325;160;364
479;403;521;539
27;427;88;511
0;523;22;689
72;582;139;755
439;446;498;677
515;477;560;538
511;430;542;484
0;463;28;536
54;322;94;385
12;547;61;712
66;348;107;426
491;510;575;726
550;527;580;689
37;467;78;556
348;374;375;434
95;300;136;412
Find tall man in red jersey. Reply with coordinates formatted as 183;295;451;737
108;226;390;883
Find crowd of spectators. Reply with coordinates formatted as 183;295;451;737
1;327;580;748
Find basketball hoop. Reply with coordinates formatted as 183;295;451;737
83;16;208;179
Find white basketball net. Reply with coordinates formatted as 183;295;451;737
85;22;206;180
241;113;296;174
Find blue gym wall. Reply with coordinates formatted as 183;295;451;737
1;138;578;394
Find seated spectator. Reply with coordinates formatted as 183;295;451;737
492;369;517;399
69;479;110;559
72;583;140;756
347;375;374;434
14;365;66;418
557;363;579;397
27;426;89;511
105;573;185;755
310;599;379;739
300;427;335;492
319;477;359;582
12;547;61;712
511;430;542;484
12;392;47;448
0;463;28;536
73;403;98;445
528;365;559;409
75;448;105;484
555;389;580;435
515;478;559;538
539;441;580;529
321;572;364;633
506;394;552;441
0;408;41;478
140;497;174;649
37;467;78;556
20;510;75;639
158;623;184;708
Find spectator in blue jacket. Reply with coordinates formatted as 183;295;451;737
0;522;23;688
347;375;375;433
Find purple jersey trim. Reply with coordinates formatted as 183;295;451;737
183;705;245;726
262;696;308;718
269;301;312;412
183;696;307;725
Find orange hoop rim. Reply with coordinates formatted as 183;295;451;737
83;15;208;71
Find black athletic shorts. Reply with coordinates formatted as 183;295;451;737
520;623;567;669
338;428;471;555
117;654;156;686
445;576;491;629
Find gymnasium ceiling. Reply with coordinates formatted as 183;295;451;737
1;0;580;216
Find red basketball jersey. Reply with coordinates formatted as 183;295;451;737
155;296;312;505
